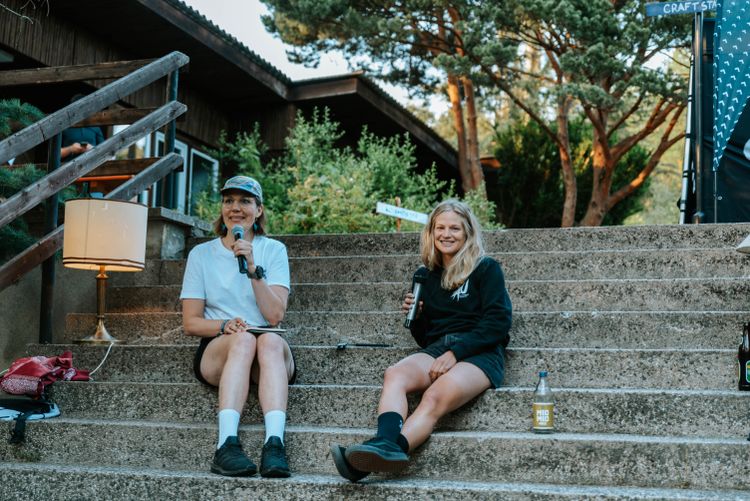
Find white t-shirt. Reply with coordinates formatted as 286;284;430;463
180;236;290;326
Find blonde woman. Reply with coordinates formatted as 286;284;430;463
331;199;512;481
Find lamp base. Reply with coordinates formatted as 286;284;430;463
75;319;121;345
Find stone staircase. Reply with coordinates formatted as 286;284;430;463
3;224;750;500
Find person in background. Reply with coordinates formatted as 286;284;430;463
181;175;295;478
60;94;104;160
330;199;512;482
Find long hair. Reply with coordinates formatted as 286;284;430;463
420;199;484;290
212;195;267;237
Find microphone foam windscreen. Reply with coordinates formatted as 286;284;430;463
231;225;244;239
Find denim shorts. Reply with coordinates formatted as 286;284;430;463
420;336;506;388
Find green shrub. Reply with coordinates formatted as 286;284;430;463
196;108;499;234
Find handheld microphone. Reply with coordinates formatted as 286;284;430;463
404;266;429;328
231;225;249;275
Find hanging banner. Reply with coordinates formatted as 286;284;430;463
713;0;750;171
645;1;717;17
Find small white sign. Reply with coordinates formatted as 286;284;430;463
376;202;428;225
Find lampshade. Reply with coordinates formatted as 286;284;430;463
63;198;148;271
738;234;750;254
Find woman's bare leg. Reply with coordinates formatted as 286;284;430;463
253;332;294;414
401;362;491;450
377;352;434;417
200;332;257;412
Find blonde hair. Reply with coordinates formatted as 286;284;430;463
420;199;484;289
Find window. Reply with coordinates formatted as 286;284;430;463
189;149;219;217
154;132;188;212
110;127;218;215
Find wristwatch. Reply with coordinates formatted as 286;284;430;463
248;265;266;280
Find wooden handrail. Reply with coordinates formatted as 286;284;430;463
0;153;184;291
0;101;186;230
0;59;156;86
0;51;188;165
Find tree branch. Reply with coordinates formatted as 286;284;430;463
608;107;686;207
607;93;645;140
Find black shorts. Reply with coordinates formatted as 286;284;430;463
193;333;297;386
420;336;506;388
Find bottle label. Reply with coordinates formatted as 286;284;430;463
746;360;750;383
532;402;554;430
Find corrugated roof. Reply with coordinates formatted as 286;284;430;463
164;0;292;85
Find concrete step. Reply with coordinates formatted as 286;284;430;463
109;248;750;288
63;310;750;350
41;344;737;390
264;223;750;257
1;420;747;490
105;278;750;313
4;463;747;501
48;382;750;439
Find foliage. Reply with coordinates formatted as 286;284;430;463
194;108;500;234
0;99;47;263
491;119;650;227
0;165;44;263
0;99;43;139
260;0;691;226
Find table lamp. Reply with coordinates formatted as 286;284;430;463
63;198;148;344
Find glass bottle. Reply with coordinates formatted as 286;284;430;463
532;370;554;433
738;323;750;391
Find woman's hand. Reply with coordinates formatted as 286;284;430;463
401;292;423;317
429;350;457;381
223;317;247;335
231;238;255;267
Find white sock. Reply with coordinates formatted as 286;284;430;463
264;410;286;444
217;409;241;449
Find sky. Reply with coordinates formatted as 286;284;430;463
180;0;416;107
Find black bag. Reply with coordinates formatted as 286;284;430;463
0;396;59;444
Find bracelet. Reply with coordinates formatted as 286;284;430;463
219;319;229;335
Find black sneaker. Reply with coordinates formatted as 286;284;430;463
344;436;409;473
260;436;291;478
330;443;369;482
211;436;257;476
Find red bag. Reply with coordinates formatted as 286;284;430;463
0;351;90;398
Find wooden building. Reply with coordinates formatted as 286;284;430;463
0;0;458;216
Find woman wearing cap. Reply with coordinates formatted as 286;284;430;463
330;199;512;481
180;176;295;478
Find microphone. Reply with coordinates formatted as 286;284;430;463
231;225;248;275
404;266;429;328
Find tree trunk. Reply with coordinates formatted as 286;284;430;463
447;74;472;193
557;99;576;227
580;128;614;226
461;76;484;192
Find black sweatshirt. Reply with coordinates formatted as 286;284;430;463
408;256;512;360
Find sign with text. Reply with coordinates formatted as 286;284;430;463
376;202;428;225
645;0;717;17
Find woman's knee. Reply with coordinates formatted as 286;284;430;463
256;333;286;363
227;331;257;357
417;386;451;417
383;364;413;389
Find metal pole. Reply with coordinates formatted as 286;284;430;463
679;53;695;225
39;134;62;344
164;69;179;209
692;12;705;224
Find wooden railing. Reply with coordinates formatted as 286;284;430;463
0;51;190;342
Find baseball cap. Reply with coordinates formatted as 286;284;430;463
220;176;263;204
